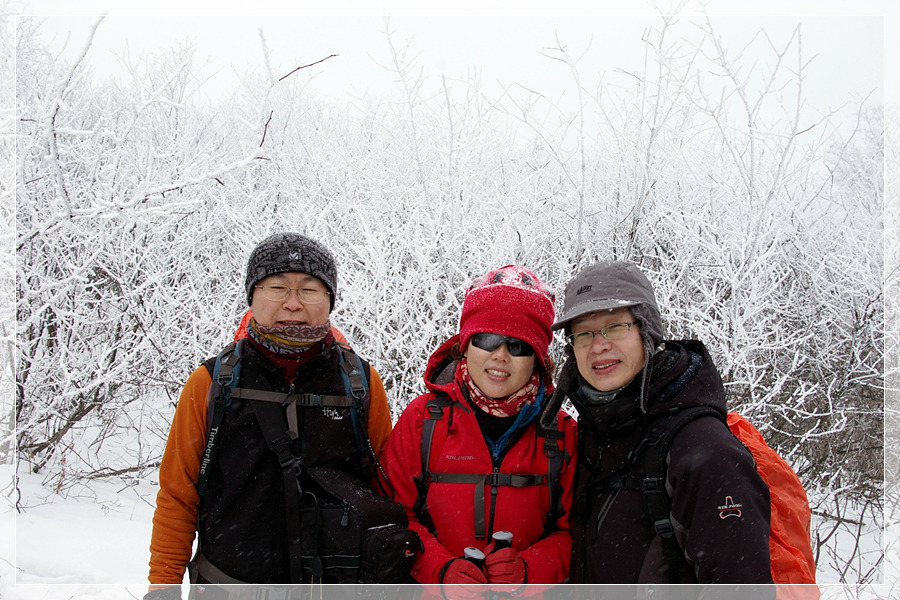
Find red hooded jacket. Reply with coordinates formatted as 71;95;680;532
378;336;578;584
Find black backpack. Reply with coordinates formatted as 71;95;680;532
194;339;420;584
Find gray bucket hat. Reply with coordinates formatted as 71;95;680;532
541;261;666;426
553;260;665;350
541;261;663;427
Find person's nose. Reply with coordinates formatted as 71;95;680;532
589;332;613;353
492;343;513;361
282;289;304;310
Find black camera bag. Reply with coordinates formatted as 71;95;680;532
301;466;421;584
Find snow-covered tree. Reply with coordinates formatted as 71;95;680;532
11;14;887;582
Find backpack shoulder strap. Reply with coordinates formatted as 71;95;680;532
420;392;454;486
414;392;453;526
336;343;376;475
246;395;306;582
196;340;243;496
219;341;303;582
536;413;567;537
337;343;369;412
635;406;725;565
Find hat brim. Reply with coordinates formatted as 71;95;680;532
551;298;641;330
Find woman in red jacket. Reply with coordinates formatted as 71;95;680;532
379;265;577;595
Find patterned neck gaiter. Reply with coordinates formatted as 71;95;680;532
247;318;331;355
459;358;541;418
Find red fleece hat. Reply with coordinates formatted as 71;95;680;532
458;265;556;364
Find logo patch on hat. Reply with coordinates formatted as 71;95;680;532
576;285;593;295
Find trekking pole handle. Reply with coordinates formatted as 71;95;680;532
463;547;486;565
488;532;516;600
491;530;513;550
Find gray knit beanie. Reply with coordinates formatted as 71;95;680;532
244;233;337;310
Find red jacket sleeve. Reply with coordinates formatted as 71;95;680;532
378;395;456;582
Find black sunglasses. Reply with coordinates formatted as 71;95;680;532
470;333;535;357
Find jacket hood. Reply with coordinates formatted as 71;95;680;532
422;335;464;396
641;339;726;417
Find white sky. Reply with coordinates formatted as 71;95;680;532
15;0;893;132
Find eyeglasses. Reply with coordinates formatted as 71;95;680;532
470;333;535;357
566;321;639;348
255;284;330;304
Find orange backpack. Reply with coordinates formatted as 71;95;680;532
635;407;816;584
726;412;816;584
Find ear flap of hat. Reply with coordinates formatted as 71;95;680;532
630;302;665;414
540;345;577;428
631;302;664;349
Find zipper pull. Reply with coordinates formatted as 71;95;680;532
341;502;351;526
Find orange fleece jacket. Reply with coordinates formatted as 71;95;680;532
148;360;393;584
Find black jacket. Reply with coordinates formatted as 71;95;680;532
568;340;774;584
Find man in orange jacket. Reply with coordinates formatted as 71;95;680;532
146;233;392;597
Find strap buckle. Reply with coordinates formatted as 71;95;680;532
642;476;664;493
487;472;511;486
216;351;241;387
652;518;674;538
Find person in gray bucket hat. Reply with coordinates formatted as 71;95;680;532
542;261;775;585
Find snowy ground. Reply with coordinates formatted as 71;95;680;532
1;462;898;599
1;463;161;599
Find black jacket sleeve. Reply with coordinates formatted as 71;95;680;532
666;416;774;584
